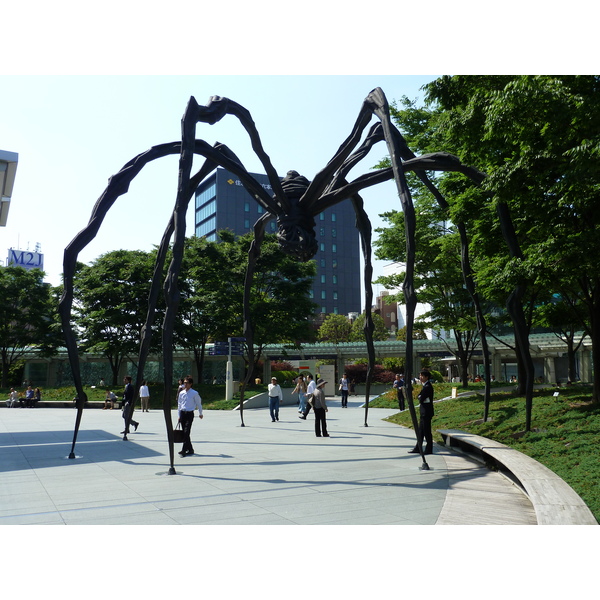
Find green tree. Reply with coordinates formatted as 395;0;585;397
385;76;600;426
177;234;239;380
229;231;317;358
72;249;160;386
374;203;481;386
318;313;352;344
423;76;600;409
0;267;58;387
180;231;316;379
349;313;389;342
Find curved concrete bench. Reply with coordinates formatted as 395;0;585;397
438;429;597;525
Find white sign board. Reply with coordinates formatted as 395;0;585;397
6;249;44;271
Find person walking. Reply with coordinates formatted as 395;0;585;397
292;374;307;414
393;373;406;411
299;374;316;419
177;376;203;457
339;372;349;408
312;378;329;437
408;369;434;455
268;377;282;422
121;376;139;435
139;380;150;412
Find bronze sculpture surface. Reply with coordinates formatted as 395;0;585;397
59;88;483;473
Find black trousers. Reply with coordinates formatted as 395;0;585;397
314;407;328;437
340;389;349;407
122;402;139;433
180;411;195;454
397;389;405;411
415;413;433;451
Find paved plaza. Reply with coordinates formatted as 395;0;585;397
0;394;540;526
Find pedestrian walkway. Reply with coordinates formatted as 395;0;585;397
0;396;536;525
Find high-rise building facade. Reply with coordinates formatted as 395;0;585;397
194;168;361;316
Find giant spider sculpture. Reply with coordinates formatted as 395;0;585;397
59;87;484;474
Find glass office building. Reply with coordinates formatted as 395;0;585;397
195;168;361;316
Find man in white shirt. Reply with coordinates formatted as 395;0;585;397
268;377;282;422
299;374;317;420
177;376;203;457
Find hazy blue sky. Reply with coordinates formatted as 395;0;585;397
3;3;595;302
1;75;439;295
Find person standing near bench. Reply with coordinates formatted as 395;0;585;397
409;369;434;455
177;376;203;457
139;380;150;412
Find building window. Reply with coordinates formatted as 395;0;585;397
258;205;264;214
309;290;314;298
244;219;250;228
332;275;338;284
331;213;336;222
320;227;325;237
244;201;250;212
321;275;326;283
331;228;337;238
196;215;216;238
195;183;216;209
333;307;339;314
320;213;325;221
321;306;327;313
332;243;337;253
320;243;325;252
320;258;326;268
333;291;338;300
332;259;338;268
196;198;216;222
321;291;326;299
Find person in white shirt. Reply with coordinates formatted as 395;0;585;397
268;377;282;422
139;380;150;412
6;388;19;407
177;376;203;457
299;374;317;420
339;373;349;408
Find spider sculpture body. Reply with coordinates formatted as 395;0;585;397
59;88;483;473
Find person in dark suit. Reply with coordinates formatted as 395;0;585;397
408;369;434;455
121;375;139;435
393;373;405;411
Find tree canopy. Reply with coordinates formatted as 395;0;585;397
0;267;58;387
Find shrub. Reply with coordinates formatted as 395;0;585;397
344;363;396;384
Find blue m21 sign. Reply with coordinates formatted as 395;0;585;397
6;249;44;271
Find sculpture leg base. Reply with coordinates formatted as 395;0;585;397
68;452;76;459
168;466;176;475
419;462;430;471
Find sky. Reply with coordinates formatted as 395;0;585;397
1;74;439;300
3;3;598;307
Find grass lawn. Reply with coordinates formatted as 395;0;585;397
371;382;600;522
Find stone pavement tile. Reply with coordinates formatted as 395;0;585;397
0;403;541;525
